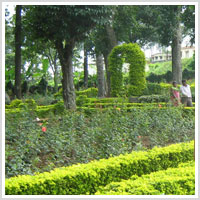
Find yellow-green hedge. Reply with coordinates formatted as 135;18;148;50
5;141;194;195
109;43;146;97
95;161;195;195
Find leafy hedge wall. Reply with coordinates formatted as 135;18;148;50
96;161;195;195
108;43;146;97
5;141;194;195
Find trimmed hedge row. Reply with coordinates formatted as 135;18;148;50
5;141;194;195
5;105;195;118
54;87;98;99
82;102;195;108
95;161;195;195
77;106;195;116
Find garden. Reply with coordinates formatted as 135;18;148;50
5;4;195;196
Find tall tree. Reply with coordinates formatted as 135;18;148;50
92;5;157;96
137;5;195;84
24;5;110;109
83;43;89;89
96;53;105;97
14;5;22;99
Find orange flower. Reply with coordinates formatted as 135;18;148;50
158;104;162;108
42;127;47;132
138;136;142;139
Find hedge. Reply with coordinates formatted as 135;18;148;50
95;161;195;195
54;87;98;99
142;83;195;101
77;106;195;116
5;141;194;195
108;43;146;96
5;105;195;118
82;102;195;108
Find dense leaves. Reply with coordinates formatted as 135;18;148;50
6;107;194;178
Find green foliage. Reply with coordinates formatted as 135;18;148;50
146;58;195;83
89;97;128;103
24;99;37;109
76;87;98;98
138;95;169;103
6;106;194;179
143;82;164;95
5;141;194;195
54;87;98;100
76;95;90;107
24;93;56;106
53;100;65;114
96;161;195;195
24;5;111;43
108;43;146;97
10;99;23;108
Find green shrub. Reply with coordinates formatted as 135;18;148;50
95;161;195;195
54;88;63;99
109;43;146;97
90;97;127;103
24;99;37;109
76;87;98;98
53;101;65;114
76;95;90;106
35;107;54;118
83;102;168;108
5;141;194;195
10;99;23;108
138;95;170;103
5;106;194;179
5;104;12;109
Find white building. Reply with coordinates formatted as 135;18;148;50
150;46;195;63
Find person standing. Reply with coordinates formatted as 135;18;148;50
170;81;181;106
180;80;193;107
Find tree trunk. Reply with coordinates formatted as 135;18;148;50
171;7;182;84
96;54;105;97
53;65;59;92
83;45;88;89
103;53;111;97
56;41;76;110
106;25;118;49
104;25;118;97
14;5;22;99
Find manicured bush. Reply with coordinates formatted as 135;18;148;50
138;94;170;103
83;102;168;108
89;97;128;103
5;141;194;195
95;161;195;195
24;99;37;109
76;95;90;107
108;43;146;96
10;99;23;108
76;87;98;98
54;87;98;99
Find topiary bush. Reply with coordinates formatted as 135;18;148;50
108;43;146;97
